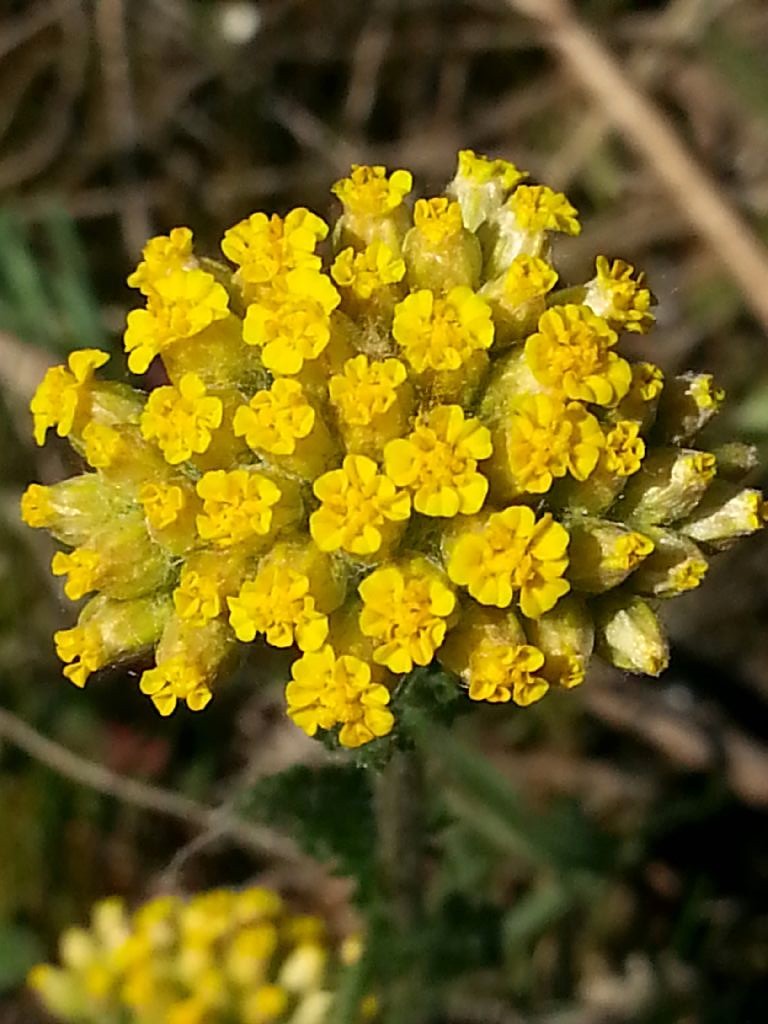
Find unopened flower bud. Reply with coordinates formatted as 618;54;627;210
524;595;594;688
678;481;765;551
627;527;708;597
593;592;669;676
619;447;717;526
402;198;482;291
655;372;724;444
565;518;654;593
20;476;132;546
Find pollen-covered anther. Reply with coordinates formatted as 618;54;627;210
358;557;456;673
384;405;491;516
310;454;410;557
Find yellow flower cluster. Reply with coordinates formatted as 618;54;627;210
23;151;766;747
29;887;373;1024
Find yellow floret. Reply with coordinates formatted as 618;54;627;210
54;623;105;688
502;254;558;306
310;454;410;556
331;241;405;299
632;361;665;401
139;482;187;531
329;355;408;427
81;422;126;470
221;207;328;286
20;483;54;528
412;197;464;245
140;372;223;465
196;469;291;549
603;420;646;476
228;566;329;652
446;506;570;618
670;558;708;592
173;566;228;627
466;642;549;706
525;304;631;406
51;548;101;601
689;374;725;411
30;348;110;445
384;405;492;516
127;227;195;295
286;644;395;748
586;256;655;333
233;378;315;456
124;268;230;374
331;165;412;217
456;150;526;189
605;532;655;572
139;656;213;716
392;286;494;373
358;557;456;673
507;184;581;236
498;393;604;495
242;269;340;375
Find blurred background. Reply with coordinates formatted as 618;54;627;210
1;0;768;1020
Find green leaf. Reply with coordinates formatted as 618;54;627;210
0;921;44;993
242;765;376;898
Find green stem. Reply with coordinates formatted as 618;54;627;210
375;748;430;1024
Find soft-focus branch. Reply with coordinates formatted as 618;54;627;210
0;704;314;870
505;0;768;333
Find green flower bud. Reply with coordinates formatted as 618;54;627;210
524;594;594;688
711;442;759;483
618;447;717;526
678;481;765;551
565;517;655;593
593;592;669;676
626;527;708;598
402;198;482;291
655;372;724;444
20;476;133;546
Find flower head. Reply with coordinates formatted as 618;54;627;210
502;254;558;306
140;373;223;464
310;454;410;556
127;228;195;295
332;165;412;217
196;470;291;549
384;405;492;516
467;643;549;706
331;242;405;300
525;304;631;406
507;184;580;236
138;482;187;531
446;506;570;618
139;656;213;716
30;349;110;445
498;393;604;495
228;566;329;652
51;548;102;601
222;208;328;285
54;624;105;688
393;287;493;373
329;356;408;427
233;378;314;456
412;198;464;245
358;557;456;672
456;150;526;190
20;483;54;528
286;644;395;748
586;256;654;333
242;269;340;375
603;420;646;476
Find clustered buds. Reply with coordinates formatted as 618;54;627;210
28;887;372;1024
22;151;765;748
